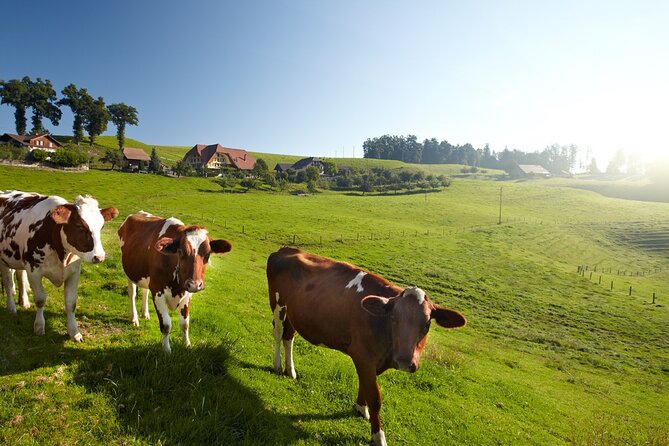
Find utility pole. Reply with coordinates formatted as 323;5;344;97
498;187;503;224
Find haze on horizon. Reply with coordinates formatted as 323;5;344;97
1;0;667;166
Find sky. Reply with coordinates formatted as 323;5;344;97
1;0;668;165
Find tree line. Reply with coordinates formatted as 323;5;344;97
363;134;592;174
0;76;138;150
208;159;451;195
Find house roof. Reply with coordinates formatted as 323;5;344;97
274;163;293;171
185;144;256;170
0;133;62;147
123;147;151;162
518;164;550;175
291;157;322;170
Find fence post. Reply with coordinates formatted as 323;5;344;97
610;281;613;290
589;272;593;280
293;234;296;244
629;286;632;296
598;275;601;284
653;292;656;304
242;224;245;234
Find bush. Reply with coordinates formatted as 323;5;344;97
28;149;49;162
0;145;27;161
50;148;89;167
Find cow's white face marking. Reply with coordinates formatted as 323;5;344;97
66;195;106;262
345;271;367;293
403;286;425;305
158;217;185;238
185;229;208;253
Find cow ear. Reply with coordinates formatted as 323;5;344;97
100;207;119;222
431;306;467;329
155;237;179;255
51;205;72;224
361;295;391;316
210;239;232;254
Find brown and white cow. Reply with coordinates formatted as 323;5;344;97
0;190;118;341
117;211;232;353
267;247;466;446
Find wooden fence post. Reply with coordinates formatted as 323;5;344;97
653;292;656;304
610;281;614;290
629;286;632;296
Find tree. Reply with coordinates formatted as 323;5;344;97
173;160;194;177
606;149;626;174
252;158;269;177
26;77;62;134
587;158;600;174
84;97;109;146
0;77;31;134
149;147;162;173
100;149;122;170
322;159;338;176
107;103;139;150
58;84;93;145
305;166;320;182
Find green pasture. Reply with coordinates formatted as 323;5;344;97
0;165;667;445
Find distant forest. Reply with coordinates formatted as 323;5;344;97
363;135;587;173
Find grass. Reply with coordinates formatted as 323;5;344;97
0;165;667;445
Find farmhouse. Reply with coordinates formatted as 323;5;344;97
183;144;256;171
122;147;150;171
0;133;62;153
510;164;551;179
273;157;325;175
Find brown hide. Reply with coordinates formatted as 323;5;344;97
118;213;231;295
266;246;466;442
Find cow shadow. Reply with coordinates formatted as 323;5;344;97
0;309;309;445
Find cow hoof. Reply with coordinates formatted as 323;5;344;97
284;368;297;379
21;302;30;309
7;307;17;315
372;430;387;446
131;319;139;327
72;333;84;342
354;403;370;420
34;324;45;336
142;313;150;320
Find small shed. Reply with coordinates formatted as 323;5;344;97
123;147;151;171
515;164;551;178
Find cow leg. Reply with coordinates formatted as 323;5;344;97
179;295;192;348
153;293;172;353
354;360;386;446
1;267;17;315
63;265;83;342
140;287;150;320
282;318;297;379
26;273;47;336
128;280;139;326
272;302;286;374
16;270;30;309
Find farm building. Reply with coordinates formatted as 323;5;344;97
0;133;62;153
182;144;256;171
273;157;324;174
122;147;151;171
510;164;551;178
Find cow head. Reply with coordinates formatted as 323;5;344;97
155;226;232;292
51;195;119;263
361;286;466;373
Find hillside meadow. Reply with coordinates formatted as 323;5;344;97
0;164;667;445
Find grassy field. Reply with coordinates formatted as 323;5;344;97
0;165;667;445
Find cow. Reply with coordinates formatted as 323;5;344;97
117;211;232;353
1;268;30;312
267;247;466;446
0;190;119;341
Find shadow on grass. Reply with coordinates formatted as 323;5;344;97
0;308;308;445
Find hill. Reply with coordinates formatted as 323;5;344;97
53;135;505;177
0;165;667;445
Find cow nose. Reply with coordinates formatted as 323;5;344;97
185;279;204;292
396;359;418;373
92;255;105;264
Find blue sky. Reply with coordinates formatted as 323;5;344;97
1;0;667;163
